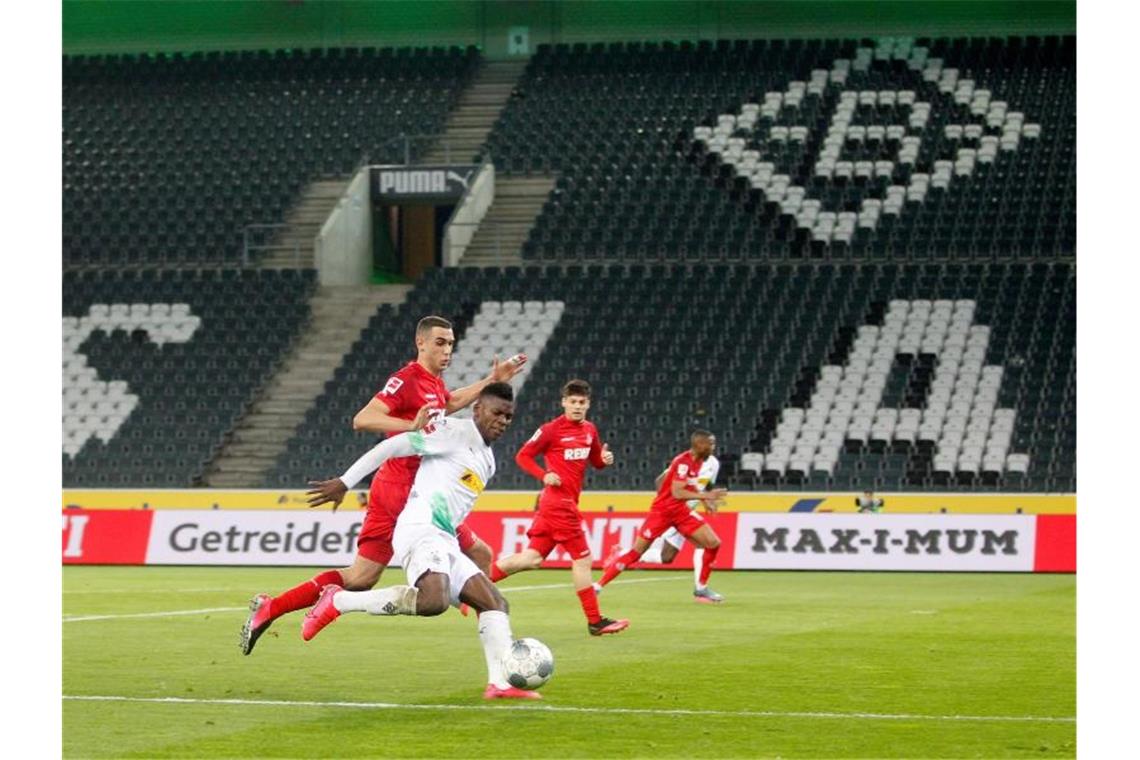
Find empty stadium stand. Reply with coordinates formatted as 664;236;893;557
61;37;1076;494
63;46;479;267
62;268;316;487
483;35;1075;263
268;262;1074;493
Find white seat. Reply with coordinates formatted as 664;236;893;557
740;452;764;474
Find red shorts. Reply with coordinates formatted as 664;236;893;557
639;504;706;543
526;498;590;560
360;479;479;565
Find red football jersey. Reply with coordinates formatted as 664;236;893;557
515;415;607;504
651;450;705;512
370;360;451;485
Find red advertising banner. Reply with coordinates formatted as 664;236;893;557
61;509;153;565
1033;514;1076;572
61;509;1072;573
465;511;737;570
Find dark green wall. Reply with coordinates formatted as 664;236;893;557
63;1;1076;58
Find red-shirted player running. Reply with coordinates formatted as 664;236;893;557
594;430;728;603
487;380;629;636
240;315;526;654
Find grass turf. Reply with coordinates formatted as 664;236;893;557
63;567;1074;758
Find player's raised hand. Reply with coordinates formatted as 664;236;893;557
601;443;614;466
490;353;528;383
543;472;562;487
307;478;348;511
408;404;433;432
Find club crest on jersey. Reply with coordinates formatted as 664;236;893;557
458;468;486;495
678;464;689;477
382;376;404;395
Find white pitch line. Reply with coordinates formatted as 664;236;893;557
61;695;1075;724
63;606;245;623
62;576;687;622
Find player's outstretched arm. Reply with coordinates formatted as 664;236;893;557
446;354;527;414
353;398;431;434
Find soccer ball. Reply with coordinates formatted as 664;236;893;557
501;637;554;690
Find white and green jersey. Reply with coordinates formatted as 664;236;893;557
685;455;720;509
338;418;495;536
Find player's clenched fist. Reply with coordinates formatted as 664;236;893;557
601;443;614;466
543;472;562;487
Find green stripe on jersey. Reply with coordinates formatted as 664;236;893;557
429;493;455;535
408;431;427;455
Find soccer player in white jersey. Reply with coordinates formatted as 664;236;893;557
300;382;540;700
600;436;724;602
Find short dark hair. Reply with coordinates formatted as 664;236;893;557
691;429;714;442
416;315;452;337
562;379;592;398
481;382;514;402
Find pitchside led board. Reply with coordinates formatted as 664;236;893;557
370;164;479;279
61;490;1076;573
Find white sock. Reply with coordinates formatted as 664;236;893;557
591;582;603;595
333;585;418;616
478;610;513;688
640;538;664;564
693;549;705;590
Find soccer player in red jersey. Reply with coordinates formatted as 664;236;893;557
594;430;728;603
487;379;629;636
240;315;526;654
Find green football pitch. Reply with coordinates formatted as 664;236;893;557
63;567;1074;758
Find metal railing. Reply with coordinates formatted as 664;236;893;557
241;224;300;267
379;133;479;166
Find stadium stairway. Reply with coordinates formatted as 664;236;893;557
201;283;412;487
419;60;529;165
458;174;557;266
259;179;352;268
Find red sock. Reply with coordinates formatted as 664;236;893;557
269;570;343;619
576;586;602;624
699;545;719;586
598;549;641;587
490;562;508;583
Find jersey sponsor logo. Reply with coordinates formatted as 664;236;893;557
458;468;487;495
563;447;590;461
381;376;404;395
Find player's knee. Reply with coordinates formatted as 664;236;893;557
342;566;382;590
417;596;450;617
490;585;510;614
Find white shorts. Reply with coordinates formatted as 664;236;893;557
662;527;686;551
393;522;482;607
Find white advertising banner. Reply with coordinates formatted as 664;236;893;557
145;511;399;567
733;514;1036;572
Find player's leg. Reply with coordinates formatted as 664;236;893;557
554;528;629;635
455;557;542;699
302;533;453;640
240;511;391;655
686;523;724;603
492;547;546;579
457;523;493;577
659;527;686;564
489;515;554;581
638;536;668;564
595;533;652;588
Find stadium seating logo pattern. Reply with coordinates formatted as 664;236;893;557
695;39;1041;244
62;305;200;457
